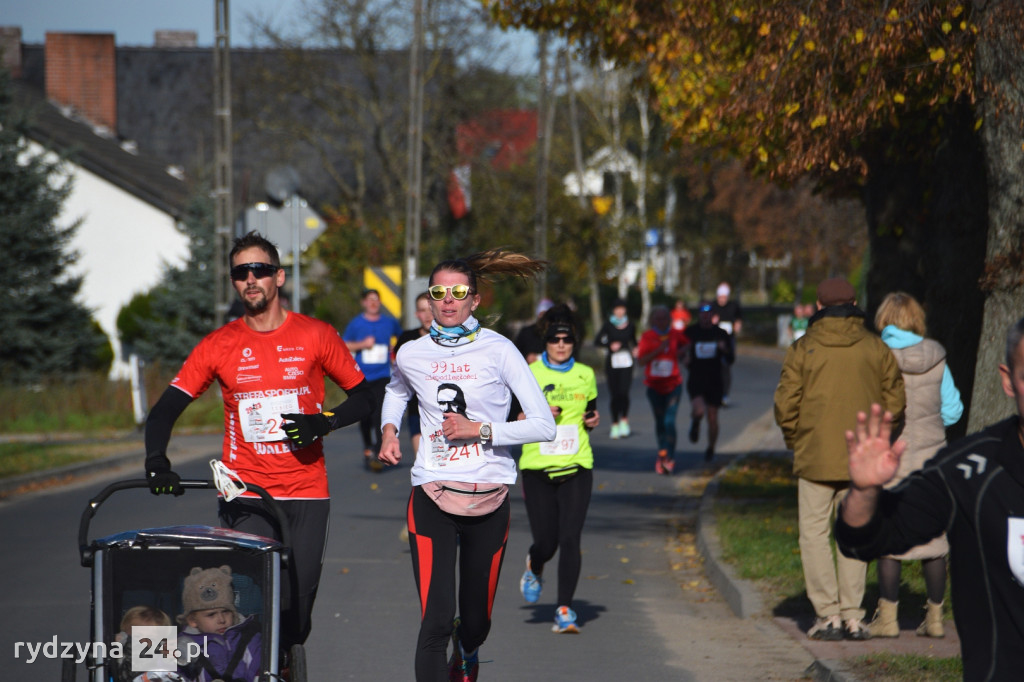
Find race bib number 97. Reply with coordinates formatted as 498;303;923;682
539;424;580;456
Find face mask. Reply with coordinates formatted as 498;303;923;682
610;315;627;326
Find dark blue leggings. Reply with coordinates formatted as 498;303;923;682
605;367;633;422
407;485;510;681
521;467;593;608
646;385;682;458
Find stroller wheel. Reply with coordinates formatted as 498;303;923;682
287;643;307;682
61;657;76;682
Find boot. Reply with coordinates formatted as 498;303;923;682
916;599;945;638
867;598;900;638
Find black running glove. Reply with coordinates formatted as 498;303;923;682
145;453;184;496
281;412;334;448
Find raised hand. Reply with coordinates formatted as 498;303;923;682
845;403;906;490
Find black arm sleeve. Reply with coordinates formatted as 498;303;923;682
144;386;193;469
586;399;598;413
325;379;376;430
835;470;953;562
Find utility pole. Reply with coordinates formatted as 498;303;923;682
403;0;425;328
534;30;550;305
213;0;233;326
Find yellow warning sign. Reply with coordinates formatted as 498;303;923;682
364;266;402;319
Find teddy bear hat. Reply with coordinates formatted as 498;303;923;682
179;565;238;622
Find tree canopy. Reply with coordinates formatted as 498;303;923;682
487;1;979;187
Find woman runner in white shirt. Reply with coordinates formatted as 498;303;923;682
379;249;556;682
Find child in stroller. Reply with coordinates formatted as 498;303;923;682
177;565;262;682
115;606;174;682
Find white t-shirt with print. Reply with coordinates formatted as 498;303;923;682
382;329;555;486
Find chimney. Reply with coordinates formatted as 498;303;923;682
0;27;22;79
45;32;117;131
154;30;198;48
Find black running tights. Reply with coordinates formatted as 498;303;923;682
407;485;511;682
521;467;593;608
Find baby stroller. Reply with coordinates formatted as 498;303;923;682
66;479;306;682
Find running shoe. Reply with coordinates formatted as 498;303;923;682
520;555;543;603
610;422;622;439
688;419;700;443
448;618;480;682
663;457;675;474
552;606;579;634
364;450;384;472
619;421;630;437
655;452;666;475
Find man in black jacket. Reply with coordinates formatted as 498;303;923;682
837;316;1024;681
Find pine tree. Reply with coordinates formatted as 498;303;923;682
118;188;217;367
0;69;110;384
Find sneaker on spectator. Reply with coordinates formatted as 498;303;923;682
844;617;871;641
610;422;622;439
552;606;579;634
619;421;630;437
520;556;543;603
807;615;843;641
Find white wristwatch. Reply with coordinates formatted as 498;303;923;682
479;423;493;441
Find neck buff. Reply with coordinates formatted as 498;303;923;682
541;351;575;372
429;315;480;347
610;315;628;327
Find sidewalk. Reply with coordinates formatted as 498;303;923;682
696;405;962;681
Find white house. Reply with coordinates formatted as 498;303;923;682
562;145;642;197
17;81;190;378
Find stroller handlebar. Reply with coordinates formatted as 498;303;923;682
78;479;292;568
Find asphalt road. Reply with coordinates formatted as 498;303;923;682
0;348;814;681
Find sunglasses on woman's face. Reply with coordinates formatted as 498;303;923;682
428;284;473;300
547;335;575;345
230;262;280;281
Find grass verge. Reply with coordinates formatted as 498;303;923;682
0;376;350;479
0;440;144;478
713;453;961;676
846;652;962;681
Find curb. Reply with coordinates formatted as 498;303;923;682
805;660;861;682
695;473;764;619
696;455;861;682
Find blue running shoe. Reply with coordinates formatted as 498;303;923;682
520;555;543;603
552;606;579;633
447;618;479;682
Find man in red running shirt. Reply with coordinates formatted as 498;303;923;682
143;231;375;650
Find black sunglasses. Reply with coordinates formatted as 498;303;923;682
547;335;575;345
230;262;280;281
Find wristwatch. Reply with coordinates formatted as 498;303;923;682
479;423;493;441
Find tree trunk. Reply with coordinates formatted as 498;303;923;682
968;1;1024;432
862;98;988;441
